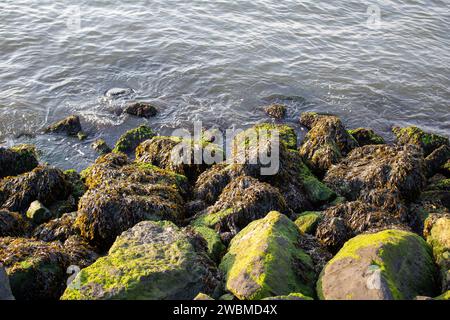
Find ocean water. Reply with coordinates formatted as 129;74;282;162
0;0;449;171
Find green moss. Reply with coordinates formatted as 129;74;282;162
193;225;226;262
219;211;316;300
262;292;314;300
435;290;450;300
113;125;155;153
347;128;385;145
294;211;322;234
64;169;87;200
235;123;298;150
393;126;449;155
192;208;234;228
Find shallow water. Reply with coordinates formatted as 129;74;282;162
0;0;449;171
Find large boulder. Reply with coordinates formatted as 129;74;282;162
193;176;290;241
299;112;358;176
0;144;39;179
0;264;14;300
113;125;155;154
0;237;71;300
317;229;438;300
75;153;187;250
423;214;450;292
61;220;220;300
0;165;71;213
324;144;426;203
393;126;449;157
0;210;28;237
219;211;317;300
136;136;223;182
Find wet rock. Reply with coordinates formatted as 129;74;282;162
324;144;426;203
136;136;223;182
299;112;358;176
44;115;82;136
0;144;39;179
423;213;450;292
0;264;14;300
193;176;290;239
104;87;134;99
219;211;317;300
26;200;52;225
194;293;214;300
264;104;287;119
77;131;87;141
124;102;158;118
393;126;449;157
191;225;226;263
0;237;70;300
62;220;221;300
315;201;407;253
113;125;155;154
0;210;28;237
63;235;99;269
75;153;187;250
91;139;112;155
424;145;450;178
347;128;385;146
262;293;313;300
33;212;79;242
295;211;322;234
0;165;71;213
441;160;450;177
317;229;438;300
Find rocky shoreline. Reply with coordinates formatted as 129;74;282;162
0;108;449;300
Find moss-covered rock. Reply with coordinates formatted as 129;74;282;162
262;292;313;300
295;211;322;234
0;210;28;237
136;136;223;182
194;293;214;300
0;237;71;300
435;290;450;300
44;115;82;137
324;144;425;204
0;144;39;179
299;112;358;176
124;102;158;118
423;214;450;292
91;139;112;155
113;125;155;154
63;235;99;269
219;211;317;300
0;165;71;213
33;212;79;242
317;229;438;300
347;128;385;146
393;126;449;157
63;169;87;201
61;220;220;300
193;176;290;241
192;225;226;263
264;104;287;120
234;123;298;151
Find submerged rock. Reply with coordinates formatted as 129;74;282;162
317;229;438;300
0;165;71;213
264;104;287;119
124;102;158;118
0;265;14;300
91;139;112;155
347;128;385;146
62;220;220;300
0;144;39;179
393;126;449;157
0;237;70;300
299;112;358;176
0;210;28;237
44;115;82;136
219;211;317;300
113;125;155;154
104;87;134;99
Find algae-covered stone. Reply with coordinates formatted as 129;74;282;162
435;290;450;300
234;123;298;151
219;211;316;300
44;115;82;136
393;126;449;156
0;165;70;213
33;212;79;242
194;176;290;240
91;139;112;155
62;220;220;300
299;112;358;176
295;211;322;234
194;293;214;300
26;200;52;224
347;128;385;146
262;292;313;300
0;264;14;300
0;144;39;179
264;104;287;120
113;125;155;153
0;210;28;237
317;229;438;300
192;225;226;262
0;237;70;300
424;145;450;178
124;102;158;118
